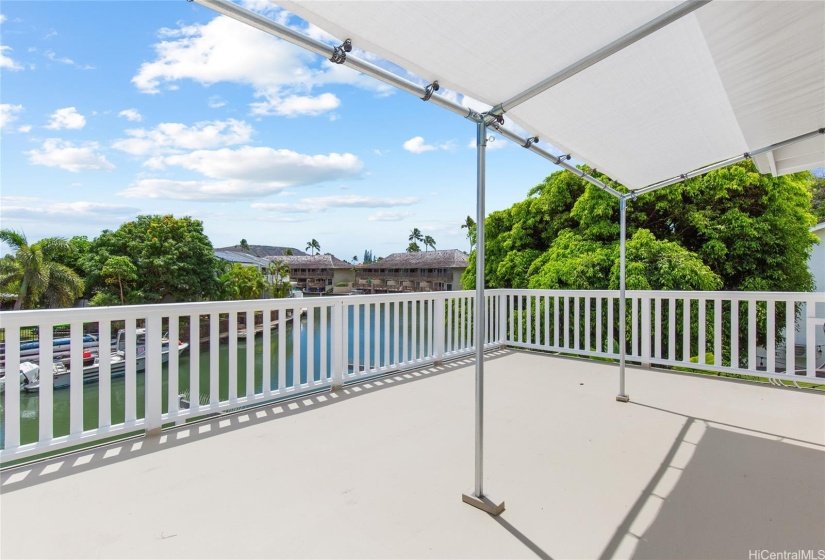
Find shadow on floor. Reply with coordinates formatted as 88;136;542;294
0;349;512;492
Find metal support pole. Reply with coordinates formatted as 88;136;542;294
462;119;505;516
616;196;630;403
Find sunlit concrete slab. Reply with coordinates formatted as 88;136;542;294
2;349;823;559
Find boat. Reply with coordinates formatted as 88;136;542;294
0;361;60;393
1;334;100;368
24;328;189;392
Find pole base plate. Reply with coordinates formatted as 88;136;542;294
462;492;505;516
616;394;630;403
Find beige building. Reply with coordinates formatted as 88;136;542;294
354;249;468;293
268;254;354;293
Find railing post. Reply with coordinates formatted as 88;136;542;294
331;298;346;390
434;295;445;365
145;314;163;437
641;293;651;368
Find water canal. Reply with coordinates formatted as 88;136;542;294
1;305;437;449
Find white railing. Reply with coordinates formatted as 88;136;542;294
0;291;499;462
494;289;825;380
1;289;822;462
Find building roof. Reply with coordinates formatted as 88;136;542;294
361;249;469;270
214;244;306;257
213;250;270;268
267;254;352;269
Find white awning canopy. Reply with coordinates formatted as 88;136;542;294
276;0;825;188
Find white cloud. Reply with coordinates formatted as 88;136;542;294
250;92;340;117
113;119;253;156
403;136;436;154
17;124;32;133
368;210;413;222
150;146;362;183
118;108;143;122
0;197;139;222
0;14;6;24
1;45;24;71
402;136;455;154
252;195;419;214
132;15;386;116
44;49;94;70
27;139;114;172
208;96;226;108
0;104;24;129
45;107;86;130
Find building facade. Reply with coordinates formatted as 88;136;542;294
268;255;355;293
354;249;469;293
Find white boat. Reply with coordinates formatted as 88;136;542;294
0;361;51;393
24;328;189;392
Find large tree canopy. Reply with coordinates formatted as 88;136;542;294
463;161;818;293
82;215;218;304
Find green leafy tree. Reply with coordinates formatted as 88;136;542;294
284;248;294;256
0;229;84;309
266;260;292;298
463;161;817;294
407;242;421;253
100;256;138;304
82;215;218;304
219;263;265;300
240;239;250;250
810;173;825;223
305;239;321;255
423;235;436;252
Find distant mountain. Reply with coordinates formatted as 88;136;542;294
215;244;307;257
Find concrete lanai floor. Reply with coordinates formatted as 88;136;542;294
2;349;824;559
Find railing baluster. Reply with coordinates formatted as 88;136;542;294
168;314;180;417
714;299;722;367
683;299;691;363
190;315;200;412
766;300;775;373
308;305;315;383
39;324;54;442
698;298;706;364
730;300;739;369
293;305;302;385
668;298;676;361
228;311;238;403
263;308;272;397
383;301;391;367
125;318;137;424
574;296;581;350
631;297;639;358
585;296;591;353
785;300;794;376
563;297;569;349
210;313;219;406
4;326;21;449
145;314;163;435
654;297;662;359
606;296;613;354
412;298;418;360
747;300;757;371
555;296;561;349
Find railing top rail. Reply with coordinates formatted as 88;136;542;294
487;288;825;302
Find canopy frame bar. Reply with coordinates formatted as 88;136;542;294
632;128;825;196
191;0;620;198
491;0;710;116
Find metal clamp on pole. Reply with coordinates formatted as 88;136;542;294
522;136;539;149
329;39;352;64
421;81;439;101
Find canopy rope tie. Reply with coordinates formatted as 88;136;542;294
421;81;439;101
330;39;352;64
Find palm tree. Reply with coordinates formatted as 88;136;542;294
0;229;83;310
461;216;476;250
406;242;421;253
408;228;424;246
352;255;358;264
240;239;250;251
266;260;292;298
423;235;436;252
305;239;321;255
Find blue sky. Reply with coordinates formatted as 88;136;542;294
0;0;566;261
